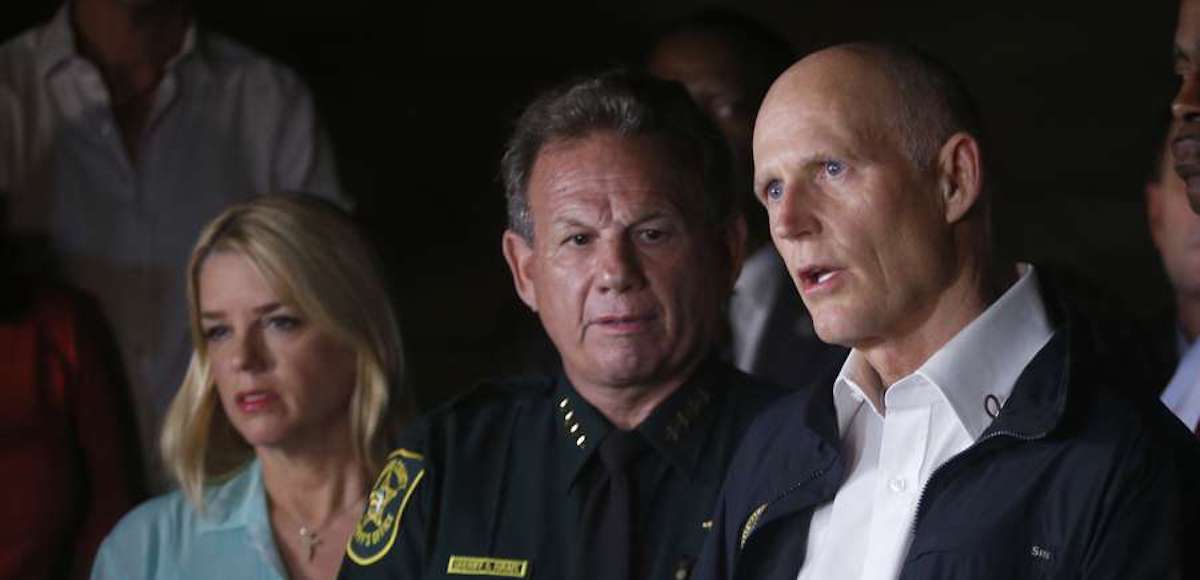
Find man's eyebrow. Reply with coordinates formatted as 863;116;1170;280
549;216;591;229
629;210;671;226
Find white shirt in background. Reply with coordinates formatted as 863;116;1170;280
0;4;346;488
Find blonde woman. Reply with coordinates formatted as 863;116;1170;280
91;195;411;580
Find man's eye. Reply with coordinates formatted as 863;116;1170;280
638;229;669;244
765;179;784;201
823;160;845;177
566;234;591;246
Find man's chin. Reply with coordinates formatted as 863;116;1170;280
573;356;671;392
811;316;867;349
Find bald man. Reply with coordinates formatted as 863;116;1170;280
694;43;1200;580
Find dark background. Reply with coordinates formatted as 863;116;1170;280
3;0;1182;409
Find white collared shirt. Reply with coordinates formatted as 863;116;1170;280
0;5;345;488
796;265;1054;580
1161;332;1200;431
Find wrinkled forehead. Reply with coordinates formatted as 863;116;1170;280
531;133;706;217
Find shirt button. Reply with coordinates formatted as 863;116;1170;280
888;477;907;493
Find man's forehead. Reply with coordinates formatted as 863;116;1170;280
766;49;889;108
652;32;745;80
1178;0;1200;55
757;59;890;146
529;134;698;218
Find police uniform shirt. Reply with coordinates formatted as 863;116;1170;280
339;357;785;580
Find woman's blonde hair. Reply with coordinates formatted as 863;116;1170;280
161;194;412;508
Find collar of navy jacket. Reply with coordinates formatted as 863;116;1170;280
733;281;1075;550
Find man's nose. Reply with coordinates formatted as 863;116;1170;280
596;237;645;293
1174;71;1200;124
771;186;820;241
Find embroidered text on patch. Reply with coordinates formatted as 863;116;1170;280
446;555;530;577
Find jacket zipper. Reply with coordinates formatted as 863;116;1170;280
740;465;830;550
909;428;1050;539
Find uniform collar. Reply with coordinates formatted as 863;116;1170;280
35;2;199;79
554;356;726;489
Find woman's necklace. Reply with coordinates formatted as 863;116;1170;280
278;493;366;562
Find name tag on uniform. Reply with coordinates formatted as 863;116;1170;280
446;555;530;578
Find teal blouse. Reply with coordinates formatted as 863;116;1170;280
91;460;287;579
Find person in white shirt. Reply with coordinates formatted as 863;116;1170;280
0;0;346;489
694;41;1200;580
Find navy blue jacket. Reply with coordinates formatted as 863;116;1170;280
695;310;1200;580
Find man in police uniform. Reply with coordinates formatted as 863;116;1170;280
338;70;788;580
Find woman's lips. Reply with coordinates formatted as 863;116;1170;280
235;390;278;413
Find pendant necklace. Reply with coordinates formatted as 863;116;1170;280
280;493;366;562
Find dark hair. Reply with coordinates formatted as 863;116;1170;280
500;69;735;240
845;42;987;173
648;7;797;99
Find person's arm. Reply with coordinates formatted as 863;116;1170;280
339;447;435;579
88;532;133;580
1080;422;1200;579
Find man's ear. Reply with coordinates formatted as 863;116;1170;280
502;229;538;312
936;132;984;224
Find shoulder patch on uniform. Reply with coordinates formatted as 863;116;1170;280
346;448;426;566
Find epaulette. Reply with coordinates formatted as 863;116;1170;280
345;448;426;566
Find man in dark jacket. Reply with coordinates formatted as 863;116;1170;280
338;71;788;580
694;42;1200;580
